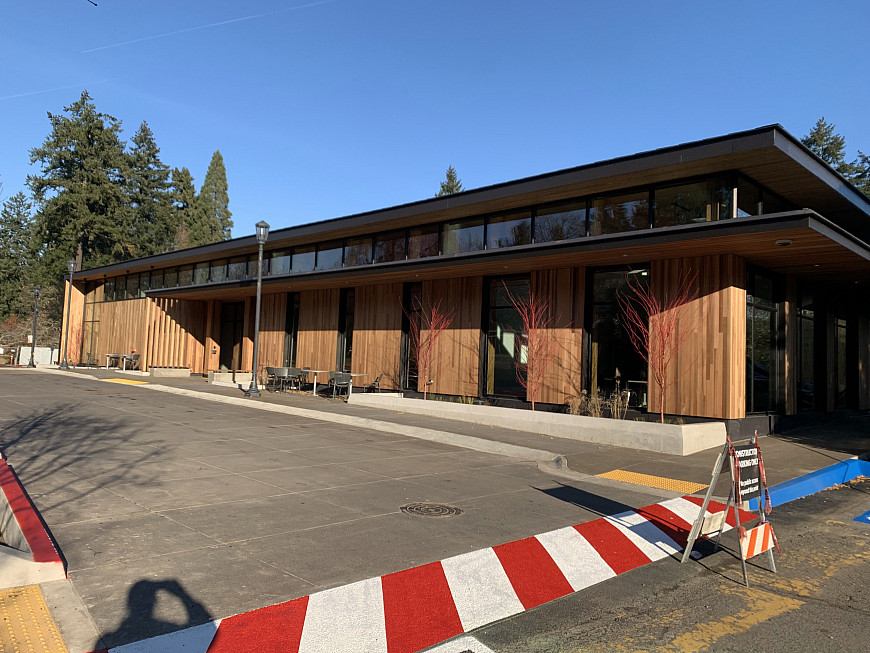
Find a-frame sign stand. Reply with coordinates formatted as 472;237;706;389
680;432;778;587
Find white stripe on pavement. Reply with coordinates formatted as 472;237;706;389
535;527;615;591
441;548;525;632
298;577;386;653
605;511;681;560
658;497;713;525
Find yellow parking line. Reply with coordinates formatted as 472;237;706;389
0;585;68;652
597;469;708;494
103;378;149;385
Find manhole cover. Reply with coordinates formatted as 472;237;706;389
400;502;462;518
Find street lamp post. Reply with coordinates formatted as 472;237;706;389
58;260;77;371
27;286;40;368
245;221;270;398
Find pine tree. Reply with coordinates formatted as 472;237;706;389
0;192;35;318
435;165;464;197
27;90;132;281
802;117;870;197
801;117;855;178
169;167;197;249
191;150;232;245
127;121;175;256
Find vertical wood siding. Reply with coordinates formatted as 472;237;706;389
354;283;403;390
62;281;86;364
424;277;482;397
649;254;746;420
297;289;340;371
532;267;585;405
257;293;289;370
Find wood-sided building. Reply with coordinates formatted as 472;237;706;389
62;125;870;425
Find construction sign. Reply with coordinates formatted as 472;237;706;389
681;430;779;585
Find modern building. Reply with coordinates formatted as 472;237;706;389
62;125;870;427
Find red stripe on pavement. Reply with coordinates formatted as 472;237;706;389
382;561;463;653
0;461;63;564
493;537;574;609
683;496;757;527
635;504;692;547
206;596;309;653
574;519;650;574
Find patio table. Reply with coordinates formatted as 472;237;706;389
348;373;366;397
308;370;331;396
105;353;120;369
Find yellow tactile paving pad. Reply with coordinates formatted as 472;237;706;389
0;585;68;653
597;469;708;494
103;378;149;385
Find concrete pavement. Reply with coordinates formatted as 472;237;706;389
0;366;866;651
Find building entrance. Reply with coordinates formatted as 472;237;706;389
218;301;245;370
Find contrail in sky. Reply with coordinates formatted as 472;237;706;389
0;80;112;102
81;0;338;54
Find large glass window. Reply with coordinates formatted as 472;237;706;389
443;218;484;254
138;272;150;296
737;177;761;217
193;263;209;285
163;268;178;288
408;225;439;259
338;288;355;371
487;213;531;249
227;257;247;281
375;230;407;263
797;290;815;411
104;278;116;302
486;277;528;397
401;282;422;390
535;201;587;242
654;176;733;227
179;265;194;286
292;246;315;273
746;271;779;413
270;250;291;275
316;242;343;271
588;268;649;403
589;191;649;236
344;237;373;267
126;275;139;299
209;259;227;283
836;317;848;409
150;270;164;290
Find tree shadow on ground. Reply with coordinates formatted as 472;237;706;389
773;413;870;457
93;578;214;650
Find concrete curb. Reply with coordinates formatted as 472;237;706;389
139;384;569;468
0;458;67;589
349;393;725;456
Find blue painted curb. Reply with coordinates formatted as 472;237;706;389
855;510;870;524
748;458;870;511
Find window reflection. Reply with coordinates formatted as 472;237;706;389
408;225;439;259
292;246;315;273
344;237;373;267
589;191;649;235
227;257;247;280
535;202;587;242
316;243;343;270
655;177;732;227
443;219;484;254
375;231;406;263
193;263;209;285
209;260;227;283
270;250;291;275
487;213;531;249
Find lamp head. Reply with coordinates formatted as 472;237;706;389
33;286;40;298
67;259;77;275
255;221;270;245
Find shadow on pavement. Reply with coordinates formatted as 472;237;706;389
534;482;636;518
93;578;213;650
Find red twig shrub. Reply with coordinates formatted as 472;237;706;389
403;295;455;399
617;270;700;423
503;283;559;410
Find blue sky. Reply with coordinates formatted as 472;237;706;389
2;1;868;238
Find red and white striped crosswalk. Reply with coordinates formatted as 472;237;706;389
91;496;755;653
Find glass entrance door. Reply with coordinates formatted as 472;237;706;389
485;277;528;398
218;301;245;370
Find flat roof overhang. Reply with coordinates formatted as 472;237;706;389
142;211;870;301
73;125;870;282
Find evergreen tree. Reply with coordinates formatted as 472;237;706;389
191;150;232;245
435;165;464;197
802;117;870;198
127;121;175;256
169;166;197;249
27;90;132;281
0;192;35;318
801;117;856;177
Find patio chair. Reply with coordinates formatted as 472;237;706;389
286;367;305;391
265;367;280;392
363;373;383;393
330;372;352;398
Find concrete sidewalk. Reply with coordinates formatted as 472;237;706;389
0;367;865;651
